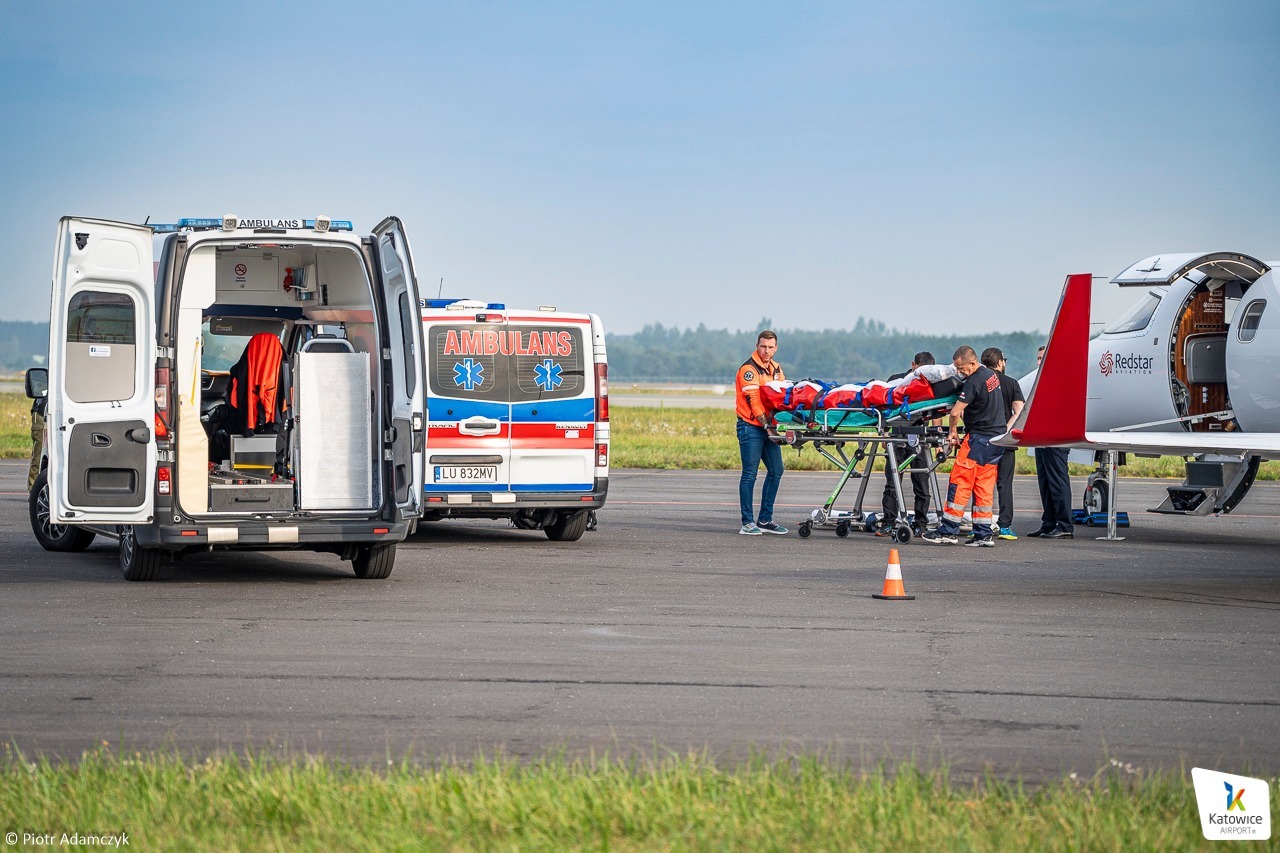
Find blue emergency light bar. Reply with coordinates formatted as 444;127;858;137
421;299;506;309
148;217;354;233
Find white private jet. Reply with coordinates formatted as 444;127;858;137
999;251;1280;527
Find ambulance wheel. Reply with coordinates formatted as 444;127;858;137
894;524;913;544
545;509;588;542
353;543;396;579
798;522;811;539
119;526;161;582
835;521;850;538
30;471;96;552
1083;479;1109;515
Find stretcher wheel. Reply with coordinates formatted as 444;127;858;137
894;524;913;544
835;521;850;538
798;522;811;539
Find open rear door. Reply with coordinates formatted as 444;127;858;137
48;217;156;524
372;217;427;519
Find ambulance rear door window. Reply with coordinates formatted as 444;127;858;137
510;325;585;403
429;324;509;400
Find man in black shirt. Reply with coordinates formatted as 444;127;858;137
877;351;936;535
982;347;1025;540
923;346;1005;546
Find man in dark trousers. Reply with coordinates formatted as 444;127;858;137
923;346;1006;546
1026;342;1074;539
982;347;1025;540
876;351;936;536
735;330;787;535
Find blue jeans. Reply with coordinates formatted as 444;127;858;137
738;420;784;525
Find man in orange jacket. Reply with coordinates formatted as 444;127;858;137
735;331;787;535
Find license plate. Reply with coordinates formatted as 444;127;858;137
434;465;498;484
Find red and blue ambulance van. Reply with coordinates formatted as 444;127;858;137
420;300;608;540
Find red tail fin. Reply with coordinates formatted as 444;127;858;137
1011;273;1091;446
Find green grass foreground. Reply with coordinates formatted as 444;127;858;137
0;747;1229;851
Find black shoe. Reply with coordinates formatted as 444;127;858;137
1026;529;1052;538
1042;529;1074;539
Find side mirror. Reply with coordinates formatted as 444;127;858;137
24;368;48;400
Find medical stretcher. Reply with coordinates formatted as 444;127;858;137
769;396;958;543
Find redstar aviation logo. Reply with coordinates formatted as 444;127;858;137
1097;350;1153;376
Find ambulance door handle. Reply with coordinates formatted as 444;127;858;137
459;418;501;436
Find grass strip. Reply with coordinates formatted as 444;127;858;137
610;406;1280;478
3;391;1275;480
0;746;1229;851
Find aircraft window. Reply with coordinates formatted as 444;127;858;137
1237;300;1267;343
1104;292;1161;334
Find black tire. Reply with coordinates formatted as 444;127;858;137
835;521;850;538
29;471;95;552
894;524;913;544
353;543;396;579
798;522;811;539
1083;479;1109;515
119;525;162;582
544;510;588;542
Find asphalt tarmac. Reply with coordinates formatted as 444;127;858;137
1;460;1277;781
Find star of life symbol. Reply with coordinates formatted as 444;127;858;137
534;359;563;392
453;358;485;391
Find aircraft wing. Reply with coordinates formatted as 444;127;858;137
994;272;1280;460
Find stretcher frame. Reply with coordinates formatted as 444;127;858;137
769;398;957;543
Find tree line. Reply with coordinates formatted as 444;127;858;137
0;318;1046;384
607;318;1045;383
0;322;49;373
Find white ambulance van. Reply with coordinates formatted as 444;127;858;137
27;215;427;581
419;300;609;540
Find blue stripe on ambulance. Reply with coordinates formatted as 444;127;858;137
427;398;509;420
510;398;596;422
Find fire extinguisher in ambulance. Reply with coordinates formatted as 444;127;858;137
283;267;294;292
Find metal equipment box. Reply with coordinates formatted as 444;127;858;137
209;473;293;512
231;434;278;470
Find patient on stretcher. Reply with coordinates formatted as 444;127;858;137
758;363;962;416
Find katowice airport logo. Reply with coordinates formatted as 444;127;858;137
1192;768;1271;840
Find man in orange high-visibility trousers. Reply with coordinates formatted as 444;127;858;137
922;346;1007;547
735;330;787;535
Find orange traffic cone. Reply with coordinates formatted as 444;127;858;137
872;548;915;600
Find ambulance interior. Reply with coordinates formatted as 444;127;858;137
171;240;383;516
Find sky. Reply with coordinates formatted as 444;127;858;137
1;1;1277;337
